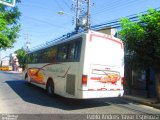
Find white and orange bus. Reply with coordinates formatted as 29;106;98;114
23;31;124;99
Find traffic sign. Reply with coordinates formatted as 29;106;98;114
0;0;15;7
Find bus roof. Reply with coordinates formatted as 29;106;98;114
29;31;86;53
28;30;122;54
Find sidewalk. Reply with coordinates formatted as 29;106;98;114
123;95;160;109
8;71;22;74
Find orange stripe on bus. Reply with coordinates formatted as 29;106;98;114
90;77;101;80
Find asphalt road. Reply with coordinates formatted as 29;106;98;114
0;71;160;120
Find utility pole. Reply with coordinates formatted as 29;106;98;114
87;0;90;32
75;0;79;33
71;0;91;32
24;34;31;53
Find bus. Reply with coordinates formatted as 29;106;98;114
0;66;12;71
23;31;124;99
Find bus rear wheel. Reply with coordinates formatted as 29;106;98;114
25;74;30;83
46;80;54;96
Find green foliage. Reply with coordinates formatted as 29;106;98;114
119;8;160;72
0;1;21;49
16;48;26;70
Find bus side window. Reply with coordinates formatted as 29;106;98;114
30;52;38;63
67;40;81;62
34;52;38;63
57;44;68;61
39;49;48;63
38;50;42;63
74;41;81;61
68;43;76;60
29;54;33;63
48;47;57;63
42;49;48;63
27;54;30;63
24;54;27;64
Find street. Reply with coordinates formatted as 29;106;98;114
1;0;160;120
0;71;160;120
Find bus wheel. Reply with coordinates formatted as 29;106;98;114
25;74;31;83
46;80;54;96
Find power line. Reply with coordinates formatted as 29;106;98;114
20;3;54;11
23;15;70;30
91;7;160;30
92;2;159;26
91;0;137;25
55;0;64;10
62;0;71;9
91;0;125;14
92;0;136;16
29;7;160;52
91;15;138;30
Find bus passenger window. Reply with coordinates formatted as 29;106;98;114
74;41;81;60
29;54;34;63
57;45;68;61
68;43;76;60
68;40;81;61
48;47;57;62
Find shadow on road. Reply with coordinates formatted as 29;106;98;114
5;80;129;110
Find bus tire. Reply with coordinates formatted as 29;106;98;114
25;74;30;83
46;79;54;96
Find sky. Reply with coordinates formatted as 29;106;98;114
1;0;160;57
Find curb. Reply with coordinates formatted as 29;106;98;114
123;95;160;110
9;71;22;74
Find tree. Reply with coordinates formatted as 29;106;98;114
16;48;26;70
119;8;160;100
0;0;21;49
